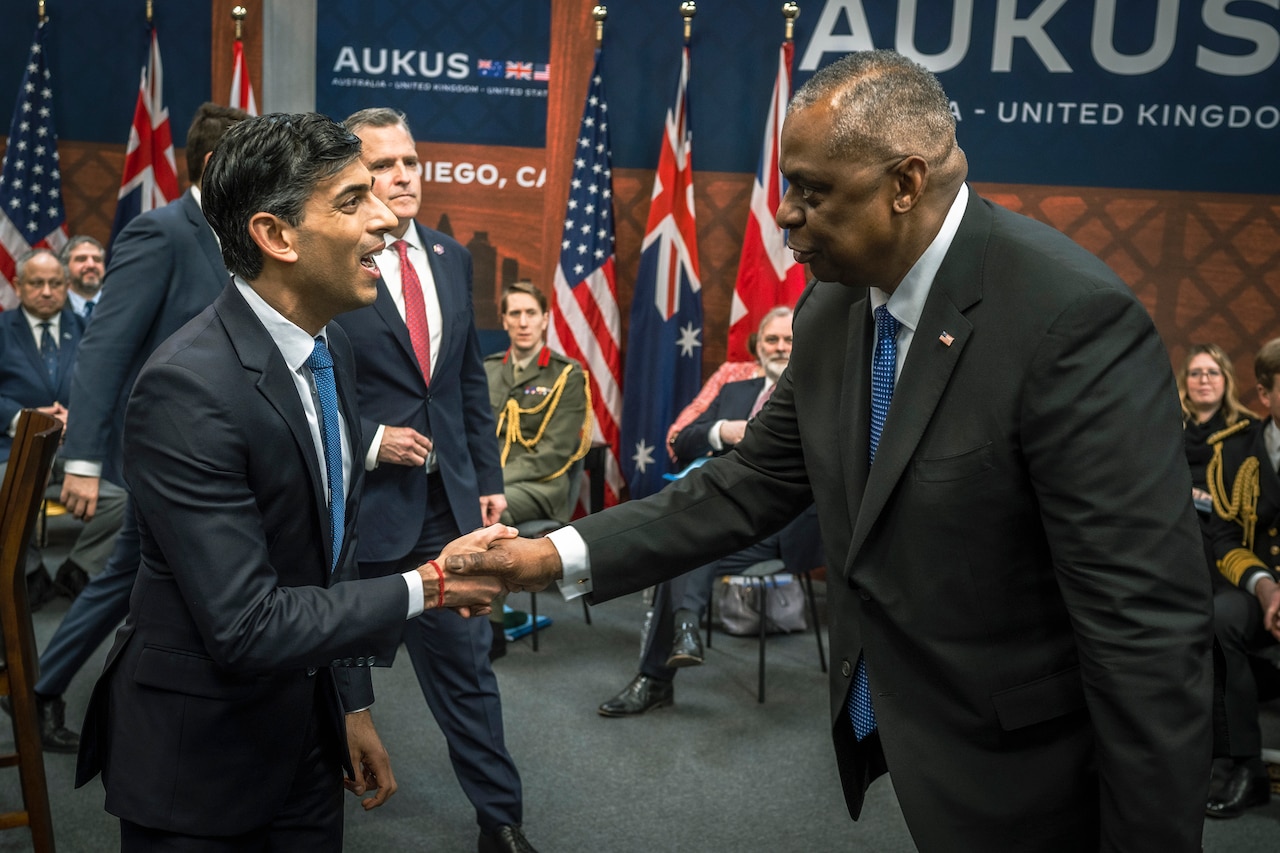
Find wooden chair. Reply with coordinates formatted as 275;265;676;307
0;409;63;852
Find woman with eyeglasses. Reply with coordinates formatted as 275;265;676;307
1180;344;1254;515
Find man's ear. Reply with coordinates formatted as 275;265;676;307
891;155;928;214
248;212;298;265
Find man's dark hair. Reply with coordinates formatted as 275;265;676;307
185;102;251;185
202;113;363;280
500;280;547;315
1255;339;1280;394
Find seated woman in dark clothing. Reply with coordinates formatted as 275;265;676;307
1181;343;1253;515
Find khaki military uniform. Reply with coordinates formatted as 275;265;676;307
484;346;591;524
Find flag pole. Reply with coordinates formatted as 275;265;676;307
38;0;46;24
783;2;799;41
680;1;695;44
146;0;152;24
232;4;245;40
593;4;606;46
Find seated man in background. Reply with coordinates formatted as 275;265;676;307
484;281;591;657
598;306;822;716
1204;336;1280;818
0;249;126;750
60;235;106;321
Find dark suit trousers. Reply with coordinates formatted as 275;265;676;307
639;507;823;682
118;681;343;851
362;474;521;832
1213;582;1276;757
37;494;141;696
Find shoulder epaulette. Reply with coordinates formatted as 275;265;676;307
1207;417;1252;445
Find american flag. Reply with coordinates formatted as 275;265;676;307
109;26;179;249
620;45;702;499
727;40;806;362
547;49;623;508
0;20;67;310
230;38;259;115
477;59;505;78
505;61;533;80
533;64;551;82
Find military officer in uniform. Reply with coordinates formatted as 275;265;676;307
1204;336;1280;819
484;281;591;656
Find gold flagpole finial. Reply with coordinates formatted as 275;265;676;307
38;0;46;24
783;3;799;41
680;1;695;44
146;0;153;25
232;5;247;40
592;5;607;46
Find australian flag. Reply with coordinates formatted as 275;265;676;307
477;59;505;78
0;19;67;309
620;45;702;499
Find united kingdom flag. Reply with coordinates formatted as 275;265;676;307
620;45;702;499
0;19;67;310
505;61;533;80
109;26;179;250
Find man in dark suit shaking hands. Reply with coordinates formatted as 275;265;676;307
75;113;509;851
335;108;536;853
452;51;1213;852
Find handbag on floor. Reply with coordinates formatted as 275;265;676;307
713;573;807;636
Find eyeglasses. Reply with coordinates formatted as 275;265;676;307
1188;369;1222;380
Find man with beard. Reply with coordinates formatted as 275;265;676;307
60;235;105;320
597;307;823;716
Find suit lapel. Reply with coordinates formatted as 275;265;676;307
217;284;333;577
847;193;988;564
371;275;423;385
55;310;80;390
419;223;454;371
838;294;874;557
183;191;230;281
11;312;53;393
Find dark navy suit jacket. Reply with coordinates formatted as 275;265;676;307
61;189;229;486
0;306;82;462
335;223;502;563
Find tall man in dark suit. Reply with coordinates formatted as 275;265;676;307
75;112;508;850
28;103;248;752
452;51;1212;852
335;108;536;853
598;306;823;716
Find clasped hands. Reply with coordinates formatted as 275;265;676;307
419;525;564;616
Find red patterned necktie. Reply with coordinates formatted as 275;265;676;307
749;382;774;418
395;240;431;384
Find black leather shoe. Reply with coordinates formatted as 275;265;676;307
0;694;80;753
598;674;673;717
666;610;704;668
53;559;90;600
1206;760;1270;818
25;570;56;612
478;824;538;853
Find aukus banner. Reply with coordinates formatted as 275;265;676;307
317;0;1277;199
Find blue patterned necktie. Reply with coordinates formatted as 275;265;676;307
82;299;94;320
307;337;344;572
38;321;58;383
850;304;900;742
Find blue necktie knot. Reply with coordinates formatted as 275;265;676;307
308;337;343;572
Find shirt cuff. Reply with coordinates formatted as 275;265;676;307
402;569;425;618
366;425;386;471
548;525;591;600
63;459;103;478
707;420;727;452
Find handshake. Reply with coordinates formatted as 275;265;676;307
415;523;565;616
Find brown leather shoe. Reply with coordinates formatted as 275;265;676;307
597;674;673;717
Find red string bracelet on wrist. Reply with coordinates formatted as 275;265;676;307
426;560;445;609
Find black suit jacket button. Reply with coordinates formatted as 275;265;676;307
859;590;871;601
841;660;852;678
306;666;317;677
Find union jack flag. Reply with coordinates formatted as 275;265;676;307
620;45;702;498
505;61;533;80
229;38;259;115
548;50;623;508
727;40;806;362
109;25;179;250
0;20;66;310
477;59;505;78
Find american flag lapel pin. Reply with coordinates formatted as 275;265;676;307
432;243;445;255
939;331;955;347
